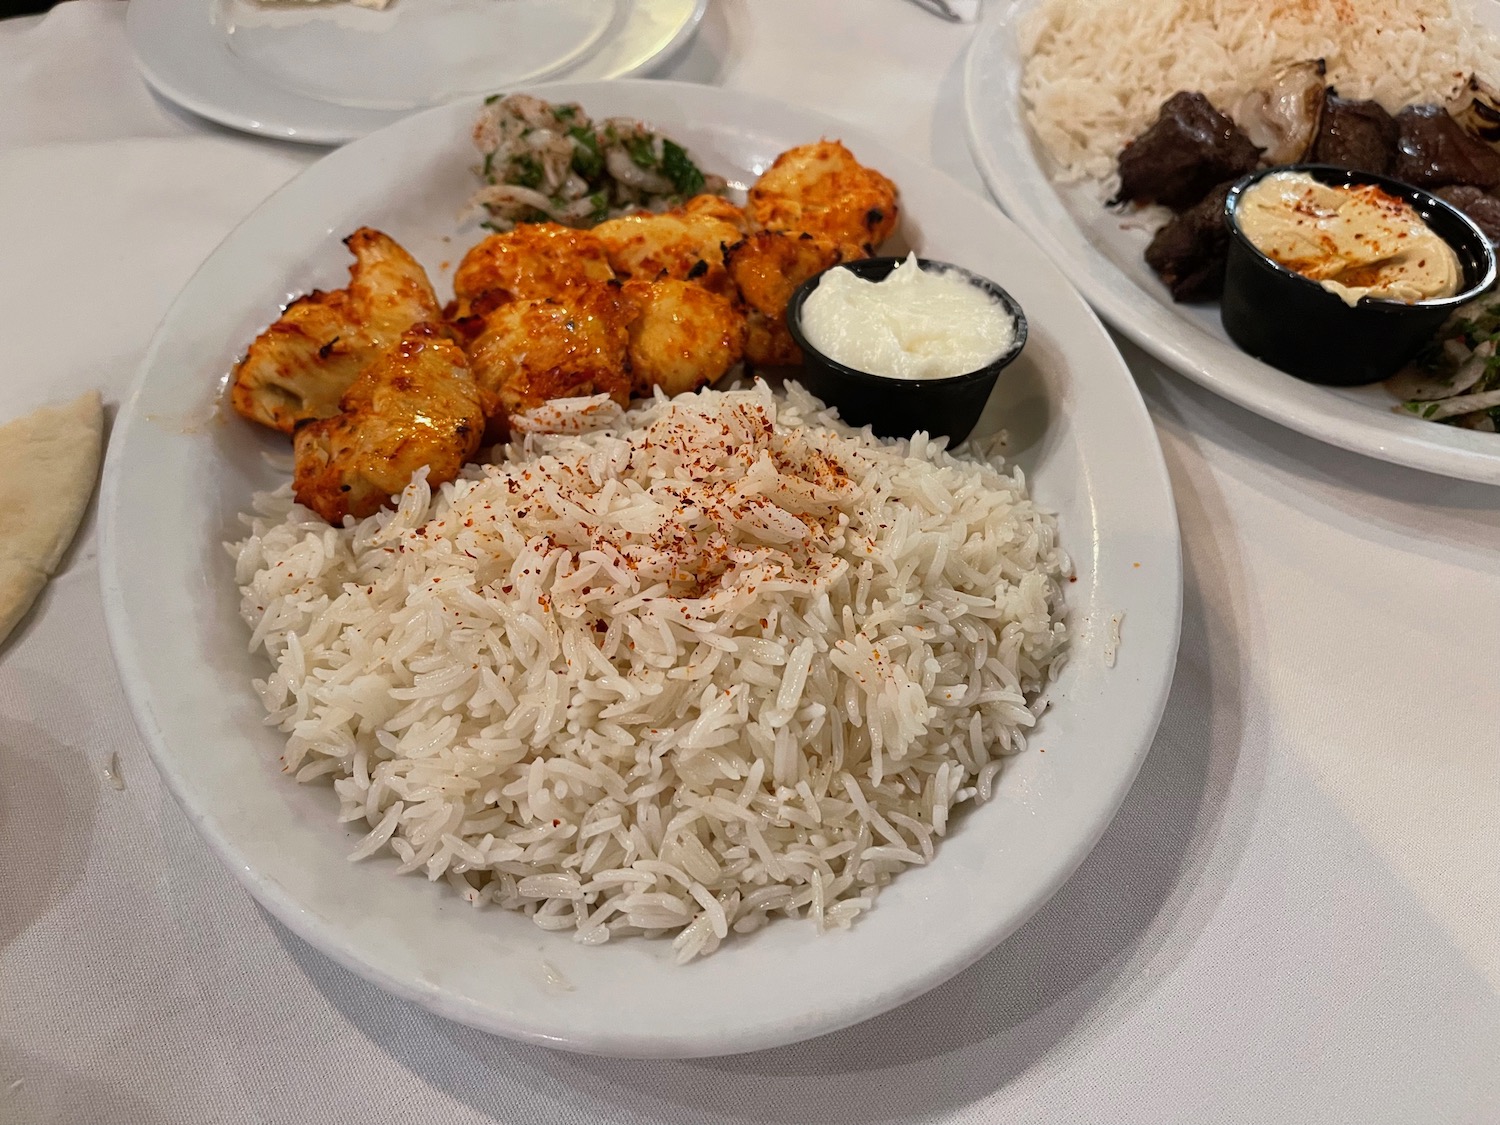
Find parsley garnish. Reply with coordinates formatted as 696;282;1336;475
661;139;705;197
569;127;604;180
625;132;657;169
512;154;544;189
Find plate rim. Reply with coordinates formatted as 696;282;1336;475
126;0;710;145
99;78;1183;1057
961;0;1500;487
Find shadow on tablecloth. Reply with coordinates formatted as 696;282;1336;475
1128;341;1500;564
0;704;100;954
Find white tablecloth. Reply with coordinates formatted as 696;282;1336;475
2;3;1496;1122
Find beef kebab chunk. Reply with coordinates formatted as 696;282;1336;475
1116;92;1262;211
1436;185;1500;244
1309;94;1399;175
1144;182;1235;302
1393;104;1500;190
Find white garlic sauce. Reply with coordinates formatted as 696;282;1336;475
800;253;1015;380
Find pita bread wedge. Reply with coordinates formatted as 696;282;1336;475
0;391;104;646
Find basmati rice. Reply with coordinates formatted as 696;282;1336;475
231;382;1068;961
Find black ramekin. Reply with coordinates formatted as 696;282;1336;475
1221;163;1496;387
784;257;1027;443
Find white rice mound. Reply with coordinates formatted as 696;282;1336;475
232;382;1068;962
1021;0;1500;182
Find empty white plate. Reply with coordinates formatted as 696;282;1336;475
127;0;707;144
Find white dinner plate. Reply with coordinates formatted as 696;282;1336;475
127;0;707;144
99;80;1181;1057
963;0;1500;486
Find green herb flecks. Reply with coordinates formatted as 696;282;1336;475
569;127;604;180
662;139;706;197
625;132;658;170
512;154;545;190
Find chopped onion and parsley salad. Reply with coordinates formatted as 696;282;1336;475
1388;291;1500;432
469;93;728;232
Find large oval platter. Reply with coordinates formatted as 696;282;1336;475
964;0;1500;485
99;80;1181;1057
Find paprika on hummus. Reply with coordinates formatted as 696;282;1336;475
1235;171;1462;307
